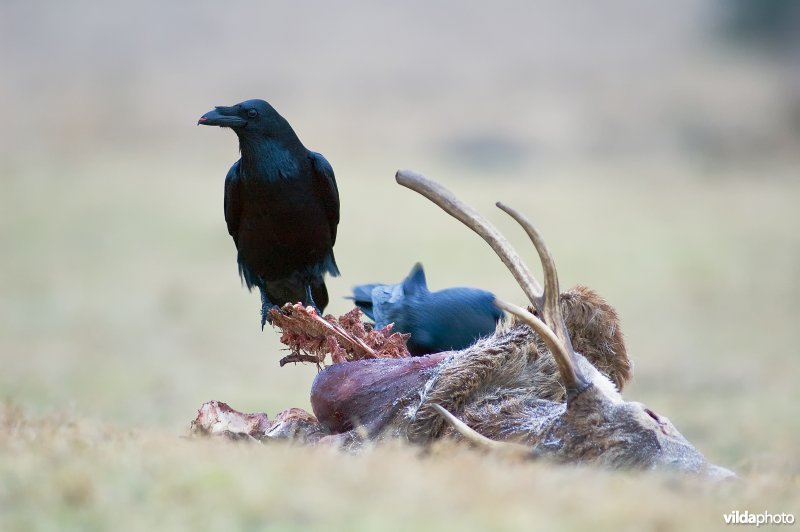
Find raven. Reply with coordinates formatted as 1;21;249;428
351;264;503;355
199;99;340;328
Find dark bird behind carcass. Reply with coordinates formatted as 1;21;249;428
199;99;340;328
350;263;503;355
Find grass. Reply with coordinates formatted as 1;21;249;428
2;3;799;528
1;404;797;532
1;155;798;530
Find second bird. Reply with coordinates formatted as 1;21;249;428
199;99;340;328
351;264;503;355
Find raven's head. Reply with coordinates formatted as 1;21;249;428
198;99;284;136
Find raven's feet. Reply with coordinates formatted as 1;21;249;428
260;291;278;330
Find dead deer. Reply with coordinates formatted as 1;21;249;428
193;170;734;480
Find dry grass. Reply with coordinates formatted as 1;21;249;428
1;403;797;532
2;2;799;530
2;161;798;531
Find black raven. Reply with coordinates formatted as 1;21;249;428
199;99;340;328
351;264;503;355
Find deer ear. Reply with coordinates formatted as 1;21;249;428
402;263;428;296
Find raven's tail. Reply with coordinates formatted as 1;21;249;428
348;283;379;320
323;250;340;277
259;286;272;330
238;258;261;292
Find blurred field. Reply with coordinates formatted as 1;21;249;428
1;1;799;530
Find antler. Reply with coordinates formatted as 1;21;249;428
428;404;535;458
493;203;587;397
394;170;543;307
395;170;590;400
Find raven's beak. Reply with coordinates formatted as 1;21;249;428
198;106;247;127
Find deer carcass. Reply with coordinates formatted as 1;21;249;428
192;170;734;480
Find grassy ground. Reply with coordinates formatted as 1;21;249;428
1;403;797;532
2;2;799;530
1;158;798;531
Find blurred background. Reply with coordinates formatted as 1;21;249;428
1;0;799;486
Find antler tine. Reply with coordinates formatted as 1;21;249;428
395;170;543;306
430;404;535;458
495;202;590;398
495;204;569;349
495;299;589;399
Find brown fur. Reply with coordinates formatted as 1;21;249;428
560;285;631;391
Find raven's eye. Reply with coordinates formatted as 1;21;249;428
247;109;258;118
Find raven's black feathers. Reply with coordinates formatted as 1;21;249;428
200;99;340;328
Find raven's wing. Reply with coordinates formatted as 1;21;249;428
308;151;340;244
223;160;242;245
350;283;380;320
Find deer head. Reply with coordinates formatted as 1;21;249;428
394;170;735;480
